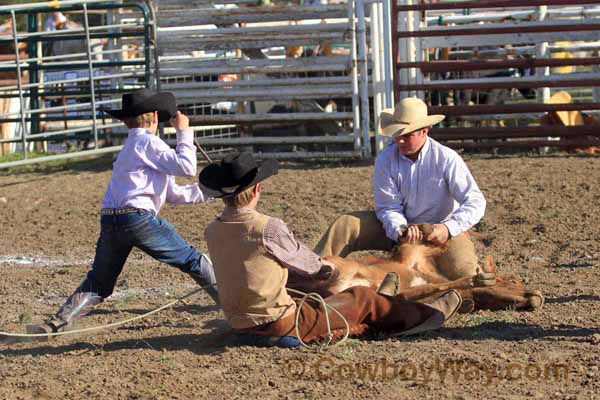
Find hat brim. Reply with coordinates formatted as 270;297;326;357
380;110;445;137
102;92;176;123
545;91;585;126
547;91;572;105
199;158;279;198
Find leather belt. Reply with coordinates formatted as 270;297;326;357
100;207;142;216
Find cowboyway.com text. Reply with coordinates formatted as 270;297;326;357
282;357;571;384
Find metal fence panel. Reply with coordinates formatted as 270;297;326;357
0;1;151;167
153;0;367;159
392;0;600;152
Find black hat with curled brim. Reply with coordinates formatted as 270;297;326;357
102;88;177;123
199;151;279;198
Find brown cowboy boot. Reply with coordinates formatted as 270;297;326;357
26;287;102;340
396;290;462;337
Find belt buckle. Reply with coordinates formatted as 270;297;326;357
117;207;138;215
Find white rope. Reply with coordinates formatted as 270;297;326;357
0;286;208;338
1;285;351;351
288;288;350;350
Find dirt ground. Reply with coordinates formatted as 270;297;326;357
0;152;599;400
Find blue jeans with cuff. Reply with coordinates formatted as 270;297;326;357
79;209;218;302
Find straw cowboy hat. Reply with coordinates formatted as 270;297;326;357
103;88;177;123
547;91;584;126
380;98;445;137
199;151;279;198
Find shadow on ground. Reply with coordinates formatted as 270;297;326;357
545;294;600;304
0;331;230;358
0;153;115;177
436;321;600;342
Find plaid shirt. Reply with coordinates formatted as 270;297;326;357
263;216;322;276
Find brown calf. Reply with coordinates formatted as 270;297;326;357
292;226;543;312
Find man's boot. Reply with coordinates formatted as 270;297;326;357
26;286;102;339
396;290;462;337
188;254;219;304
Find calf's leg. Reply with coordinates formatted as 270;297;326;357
396;275;543;312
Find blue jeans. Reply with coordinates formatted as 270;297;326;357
79;210;217;300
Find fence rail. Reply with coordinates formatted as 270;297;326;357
6;0;596;168
0;1;152;164
153;0;372;159
392;0;600;152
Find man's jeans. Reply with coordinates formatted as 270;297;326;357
79;210;217;300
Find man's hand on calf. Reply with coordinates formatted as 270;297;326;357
399;224;423;244
426;223;450;245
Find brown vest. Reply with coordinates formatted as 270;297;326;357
205;208;295;329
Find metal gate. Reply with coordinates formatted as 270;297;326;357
1;0;391;168
0;0;152;169
152;0;371;159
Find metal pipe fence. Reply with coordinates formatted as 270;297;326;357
392;0;600;152
0;1;151;164
153;0;370;160
0;0;398;166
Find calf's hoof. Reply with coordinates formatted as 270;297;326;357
473;272;496;287
525;290;544;310
377;272;399;296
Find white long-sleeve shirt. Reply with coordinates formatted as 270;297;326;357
101;127;210;213
373;137;486;241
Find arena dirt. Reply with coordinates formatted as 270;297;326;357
0;153;599;400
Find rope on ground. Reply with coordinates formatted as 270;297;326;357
1;285;350;351
288;288;350;351
0;286;209;339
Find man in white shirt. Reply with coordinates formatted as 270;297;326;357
315;97;486;280
44;12;68;32
29;89;218;336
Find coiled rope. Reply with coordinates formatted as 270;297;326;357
288;288;350;350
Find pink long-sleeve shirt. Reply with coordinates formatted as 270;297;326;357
101;127;210;213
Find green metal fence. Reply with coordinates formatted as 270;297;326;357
0;0;153;168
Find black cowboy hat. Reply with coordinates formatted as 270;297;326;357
199;151;279;198
103;88;177;123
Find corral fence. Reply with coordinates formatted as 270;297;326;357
5;0;600;170
1;0;391;168
0;0;152;169
152;0;389;160
390;0;600;152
